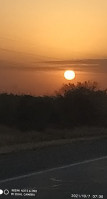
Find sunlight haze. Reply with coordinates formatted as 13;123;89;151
0;0;107;95
0;0;107;59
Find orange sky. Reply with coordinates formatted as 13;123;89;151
0;0;107;95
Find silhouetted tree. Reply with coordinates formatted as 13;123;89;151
0;81;107;131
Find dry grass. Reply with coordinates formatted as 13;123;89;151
0;125;107;154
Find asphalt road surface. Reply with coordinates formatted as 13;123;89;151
0;137;107;198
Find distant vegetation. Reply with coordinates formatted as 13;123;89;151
0;81;107;132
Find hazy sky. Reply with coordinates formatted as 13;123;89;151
0;0;107;95
1;0;107;59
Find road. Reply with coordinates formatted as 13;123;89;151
0;137;107;198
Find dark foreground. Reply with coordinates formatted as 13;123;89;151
0;138;107;198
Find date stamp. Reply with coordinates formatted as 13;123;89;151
71;194;104;198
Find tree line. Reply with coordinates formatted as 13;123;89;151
0;81;107;131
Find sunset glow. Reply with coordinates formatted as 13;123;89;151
0;0;107;95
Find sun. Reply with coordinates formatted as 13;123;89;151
64;70;75;80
